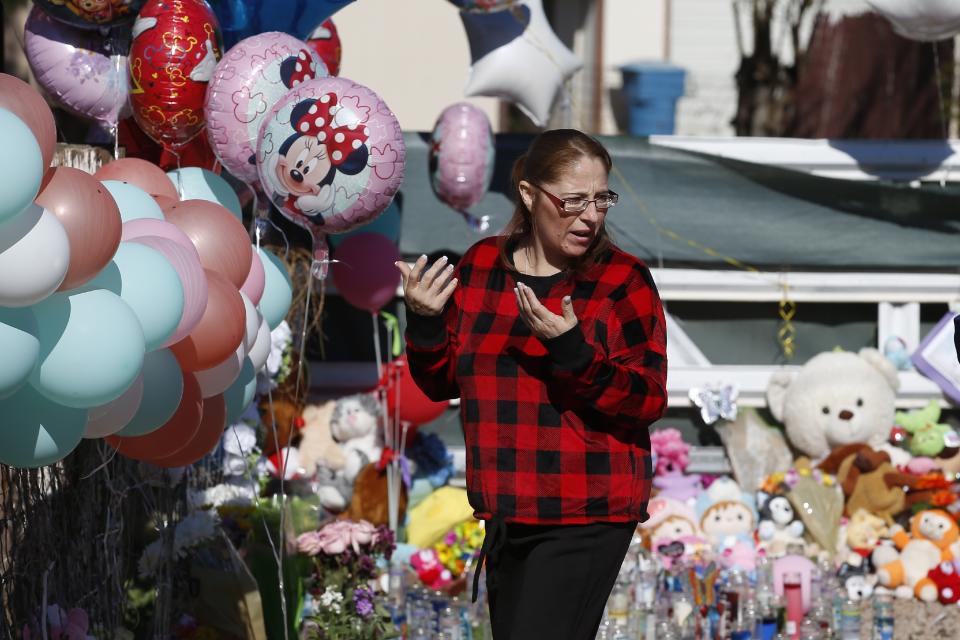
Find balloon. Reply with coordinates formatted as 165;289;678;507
429;102;495;215
148;393;226;467
0;384;87;468
866;0;960;41
0;108;44;225
209;0;354;49
328;197;401;248
224;356;256;423
166;167;243;220
246;315;271;372
95;158;180;200
448;0;514;9
101;180;165;222
241;243;265;305
171;269;245;371
256;76;405;263
121;216;194;250
117;348;184;436
382;357;447;427
33;0;143;30
163;199;252;288
195;342;244;397
129;0;222;149
35;167;122;291
83;370;145;438
24;7;129;127
0;73;57;172
305;19;341;77
0;307;40;399
459;0;582;127
81;242;185;351
257;247;292;330
330;233;400;313
0;203;70;307
31;288;146;408
239;291;259;352
205;32;327;184
106;371;202;460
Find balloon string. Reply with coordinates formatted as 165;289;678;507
263;384;291;640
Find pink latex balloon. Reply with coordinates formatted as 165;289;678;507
0;74;57;172
330;233;401;313
256;76;405;265
429;102;495;212
125;235;209;347
205;32;327;184
121;217;195;251
240;243;265;305
23;6;129;127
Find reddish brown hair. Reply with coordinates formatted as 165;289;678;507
498;129;614;272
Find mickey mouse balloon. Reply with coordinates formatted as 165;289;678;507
256;77;405;275
129;0;222;150
34;0;144;30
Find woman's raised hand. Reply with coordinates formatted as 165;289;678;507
395;255;458;317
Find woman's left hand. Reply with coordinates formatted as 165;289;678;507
514;282;578;340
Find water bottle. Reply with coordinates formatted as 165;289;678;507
872;593;894;640
839;598;861;640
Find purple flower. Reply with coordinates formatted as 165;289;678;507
353;586;374;618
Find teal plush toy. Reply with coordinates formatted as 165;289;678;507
895;400;957;457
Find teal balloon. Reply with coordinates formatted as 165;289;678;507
328;200;401;248
0;108;44;224
117;348;184;436
258;248;292;330
0;384;87;468
0;307;40;398
224;357;257;424
101;180;164;222
31;289;146;409
167;167;243;221
83;243;185;351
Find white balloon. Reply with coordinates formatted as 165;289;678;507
195;342;244;398
460;0;582;126
866;0;960;41
240;291;259;353
83;371;145;438
247;315;272;372
0;204;70;307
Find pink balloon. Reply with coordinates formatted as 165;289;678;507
256;76;405;263
121;218;195;252
330;233;401;313
429;102;495;212
0;74;57;172
240;243;265;305
126;235;208;347
205;32;327;184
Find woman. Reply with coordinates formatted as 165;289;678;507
396;129;667;639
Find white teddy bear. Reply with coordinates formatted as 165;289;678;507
316;393;383;511
766;348;906;464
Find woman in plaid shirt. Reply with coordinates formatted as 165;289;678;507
397;129;668;639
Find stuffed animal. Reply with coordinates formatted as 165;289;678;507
818;444;906;524
840;566;878;601
341;462;408;527
882;470;955;513
410;548;454;590
927;561;960;605
298;401;346;475
695;477;757;571
329;393;383;484
872;509;960;601
766;348;899;460
845;508;889;557
895;400;958;458
651;428;702;504
757;493;806;557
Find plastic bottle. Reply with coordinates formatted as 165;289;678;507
839;598;861;640
872;593;894;640
798;617;820;640
608;577;632;628
782;572;804;640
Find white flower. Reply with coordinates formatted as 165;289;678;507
188;483;256;510
173;511;219;557
222;453;249;477
319;585;345;614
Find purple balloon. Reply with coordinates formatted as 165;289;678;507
205;32;328;184
429;102;495;212
23;6;129;127
330;233;401;314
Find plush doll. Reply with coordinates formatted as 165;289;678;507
838;563;878;601
872;509;960;601
766;348;901;461
895;400;958;458
407;432;455;489
936;447;960;482
410;548;454;590
651;428;702;504
341;462;408;527
329;393;383;484
757;493;806;557
882;469;956;513
818;444;906;524
927;561;960;605
845;508;889;559
640;496;709;567
298;401;346;475
696;477;757;570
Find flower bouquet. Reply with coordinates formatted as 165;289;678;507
297;520;398;639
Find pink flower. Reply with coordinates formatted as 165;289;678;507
297;531;326;556
350;520;376;552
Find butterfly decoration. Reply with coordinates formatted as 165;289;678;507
689;384;739;425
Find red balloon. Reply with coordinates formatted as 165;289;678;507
381;357;448;427
148;394;225;467
170;269;245;371
306;19;342;77
94;157;179;200
106;372;203;460
163;199;253;288
0;73;56;171
35;167;122;291
129;0;221;149
330;233;401;313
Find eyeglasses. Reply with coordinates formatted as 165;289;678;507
529;182;618;214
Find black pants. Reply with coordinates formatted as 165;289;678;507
483;520;636;640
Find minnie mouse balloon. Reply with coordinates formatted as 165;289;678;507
305;19;341;77
34;0;143;30
429;102;495;225
205;32;327;184
256;77;405;268
129;0;222;150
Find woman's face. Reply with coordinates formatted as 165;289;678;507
519;154;608;265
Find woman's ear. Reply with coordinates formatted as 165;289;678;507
518;180;535;210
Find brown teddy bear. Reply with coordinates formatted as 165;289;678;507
340;462;409;527
818;444;906;524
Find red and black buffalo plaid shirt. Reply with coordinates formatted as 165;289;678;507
404;237;667;525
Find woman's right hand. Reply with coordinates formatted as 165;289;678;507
395;254;458;317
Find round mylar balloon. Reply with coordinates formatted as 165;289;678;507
129;0;222;149
209;0;354;49
0;108;45;224
224;356;256;423
95;157;180;200
34;0;143;31
24;6;129;128
101;180;165;222
0;73;57;171
83;370;145;438
31;288;146;408
430;102;495;213
0;307;40;399
448;0;514;10
166;167;243;219
0;204;70;307
257;247;292;330
117;348;184;436
205;32;326;184
0;384;87;468
306;19;341;77
328;197;400;248
256;76;405;263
